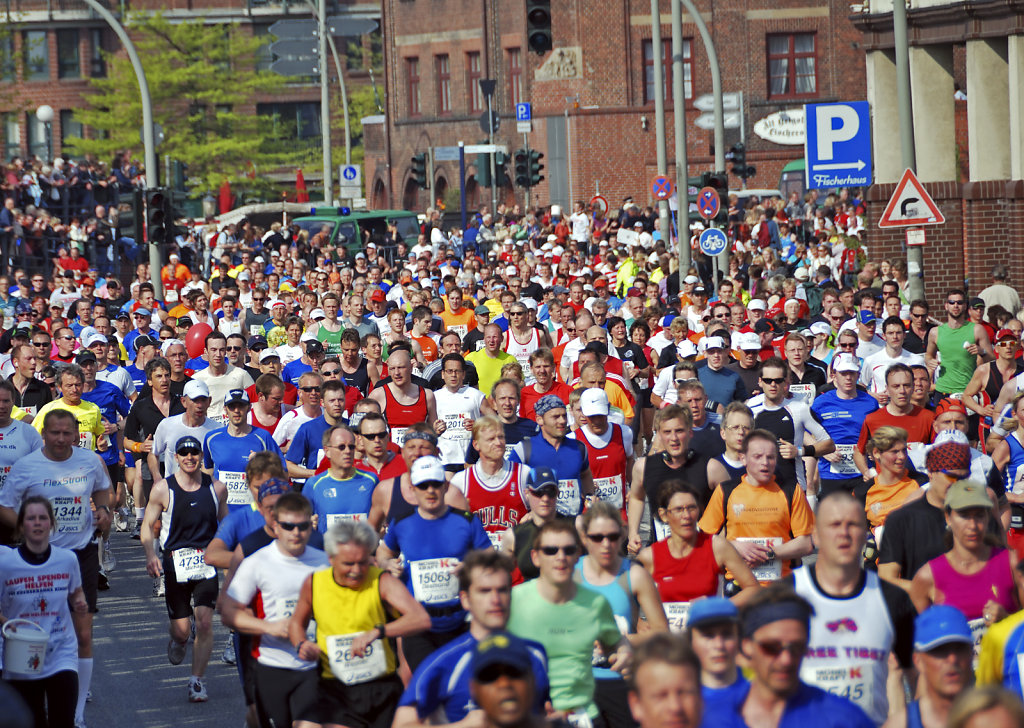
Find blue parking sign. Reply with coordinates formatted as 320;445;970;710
804;102;872;188
516;103;532;122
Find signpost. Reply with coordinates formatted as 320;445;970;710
878;168;945;228
516;102;532;134
339;164;361;200
652;175;673;201
693;93;740;113
803;101;872;189
698;227;728;256
696;186;720;220
590;194;609;217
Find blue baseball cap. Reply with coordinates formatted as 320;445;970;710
175;435;202;453
527;466;558;495
688;597;739;630
858;310;876;325
913;605;972;652
469;631;533;679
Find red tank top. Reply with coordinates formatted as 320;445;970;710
464;462;527;547
652;532;721;603
383;384;428;429
578;425;629;515
248;410;280;436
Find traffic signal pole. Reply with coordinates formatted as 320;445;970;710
523;134;531;210
670;0;690;278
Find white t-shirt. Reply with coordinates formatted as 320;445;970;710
569;212;590;242
0;545;82;679
0;420;43;492
152;413;221;476
860;348;925;394
227;542;328;670
273;407;319;450
193;364;254;422
0;448;111;550
276;343;303;366
434;386;486;466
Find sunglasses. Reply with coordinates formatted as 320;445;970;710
412;480;445;490
760;377;786;385
360;431;388;440
947;300;964;306
474;663;527;684
226;346;243;351
277;520;312;532
177;448;202;457
838;343;857;349
539;544;579;556
586;532;621;543
753;640;807;658
298;386;320;393
321;369;341;376
331;443;357;451
33;341;49;347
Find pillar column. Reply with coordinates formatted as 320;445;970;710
1008;36;1024;180
866;49;901;184
966;38;1009;181
909;44;956;182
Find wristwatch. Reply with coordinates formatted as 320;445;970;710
374;623;387;639
95;505;111;514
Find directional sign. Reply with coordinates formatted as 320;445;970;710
804;101;872;188
878;168;945;228
269;18;318;38
434;146;460;162
270;39;316;58
340;164;361;185
652;175;673;201
693;93;741;113
516;103;532;122
696;186;721;220
694;111;741;130
325;17;378;35
271;57;318;76
698;227;728;256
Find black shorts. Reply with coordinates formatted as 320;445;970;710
162;555;218;620
74;541;99;613
106;463;124;487
594;678;637;728
307;674;403;728
819;476;872;504
401;625;467;673
636;388;653;409
142;478;154;500
254;663;319;728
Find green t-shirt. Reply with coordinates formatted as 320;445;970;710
935;321;976;394
507;578;622;717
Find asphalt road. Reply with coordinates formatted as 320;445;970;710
84;530;246;728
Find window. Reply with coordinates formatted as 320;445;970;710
3;114;20;160
57;29;80;79
406;57;421;116
257;102;320;146
436;54;451;114
508;48;522;106
60;110;83;149
642;38;692;104
89;29;106;78
27;112;50;159
23;30;49;81
467;51;482;111
767;33;817;98
0;35;14;82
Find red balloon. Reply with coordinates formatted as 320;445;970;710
185;323;213;359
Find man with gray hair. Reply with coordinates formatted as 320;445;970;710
978;264;1021;317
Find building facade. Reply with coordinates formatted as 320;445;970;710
367;0;868;215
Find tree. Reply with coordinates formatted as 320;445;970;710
66;12;301;197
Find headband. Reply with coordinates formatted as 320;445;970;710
403;430;438;447
741;600;813;639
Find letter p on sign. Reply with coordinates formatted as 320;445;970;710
816;105;859;161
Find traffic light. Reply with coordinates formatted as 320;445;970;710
494;151;509;188
514;148;530;187
146;188;167;246
477;153;491;187
528;150;544;187
526;0;552;54
118;188;144;242
726;143;756;181
410;153;428;189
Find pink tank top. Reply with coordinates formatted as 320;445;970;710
930;548;1016;621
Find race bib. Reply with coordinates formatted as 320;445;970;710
653;517;670;542
448;324;468;339
172;547;216;583
815;666;872;709
21;406;36;416
788;383;815;406
0;465;10;493
326;634;387;685
79;431;94;450
829;444;859;476
969;617;987;668
221;471;252;505
391;427;409;447
593;475;624;509
487;530;505;550
326;513;367;529
442;413;472;441
664;602;691;633
736;537;784;581
556;479;580;516
409;557;461;604
249;324;264;337
52;495;89;533
566;710;594;728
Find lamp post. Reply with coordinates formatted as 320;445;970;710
35;104;54;163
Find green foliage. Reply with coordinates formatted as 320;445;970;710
65;12;304;197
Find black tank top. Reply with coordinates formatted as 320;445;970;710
343;358;371;397
163;473;219;552
513;520;541;581
386;476;416;524
642;450;711;530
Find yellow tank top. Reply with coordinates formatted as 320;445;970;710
311;565;396;679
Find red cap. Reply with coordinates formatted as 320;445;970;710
81;277;95;286
370;290;386;303
996;328;1018;342
934;397;968;418
594;279;608;288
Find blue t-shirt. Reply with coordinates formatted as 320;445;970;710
399;631;550;722
285;415;332;472
383;508;491;632
282;359;313;387
125;364;147;393
701;675;750;707
203;427;286;512
698;365;748;404
305;469;379;533
186;356;210;371
810;389;880;481
699;681;874;728
81;380;132;466
214;505;265;550
510;433;589;517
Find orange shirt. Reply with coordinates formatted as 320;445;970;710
698;474;815;580
440;308;477;340
865;473;920;529
413;334;439;362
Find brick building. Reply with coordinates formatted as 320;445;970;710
1;0;379;189
367;0;868;215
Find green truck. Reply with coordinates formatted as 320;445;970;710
291;208;420;265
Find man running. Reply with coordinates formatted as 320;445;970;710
369;349;445;447
151;380;218;477
141;435;228;702
305;425;378;531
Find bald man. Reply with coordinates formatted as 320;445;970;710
369;350;445;446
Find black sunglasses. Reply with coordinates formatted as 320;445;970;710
277;521;312;532
412;480;445;490
360;431;388;441
760;377;786;385
539;544;579;556
177;448;202;457
586;532;621;543
474;663;527;684
298;386;320;393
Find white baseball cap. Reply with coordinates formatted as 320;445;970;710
832;353;861;373
83;331;107;348
737;332;762;350
580;388;611;417
701;335;726;351
747;299;767;311
183;380;211;399
410;456;446;486
259;348;281;363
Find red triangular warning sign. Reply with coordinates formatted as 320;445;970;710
878;169;945;228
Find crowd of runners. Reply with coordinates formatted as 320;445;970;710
1;190;1024;728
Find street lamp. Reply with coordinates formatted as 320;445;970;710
35;104;54;163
